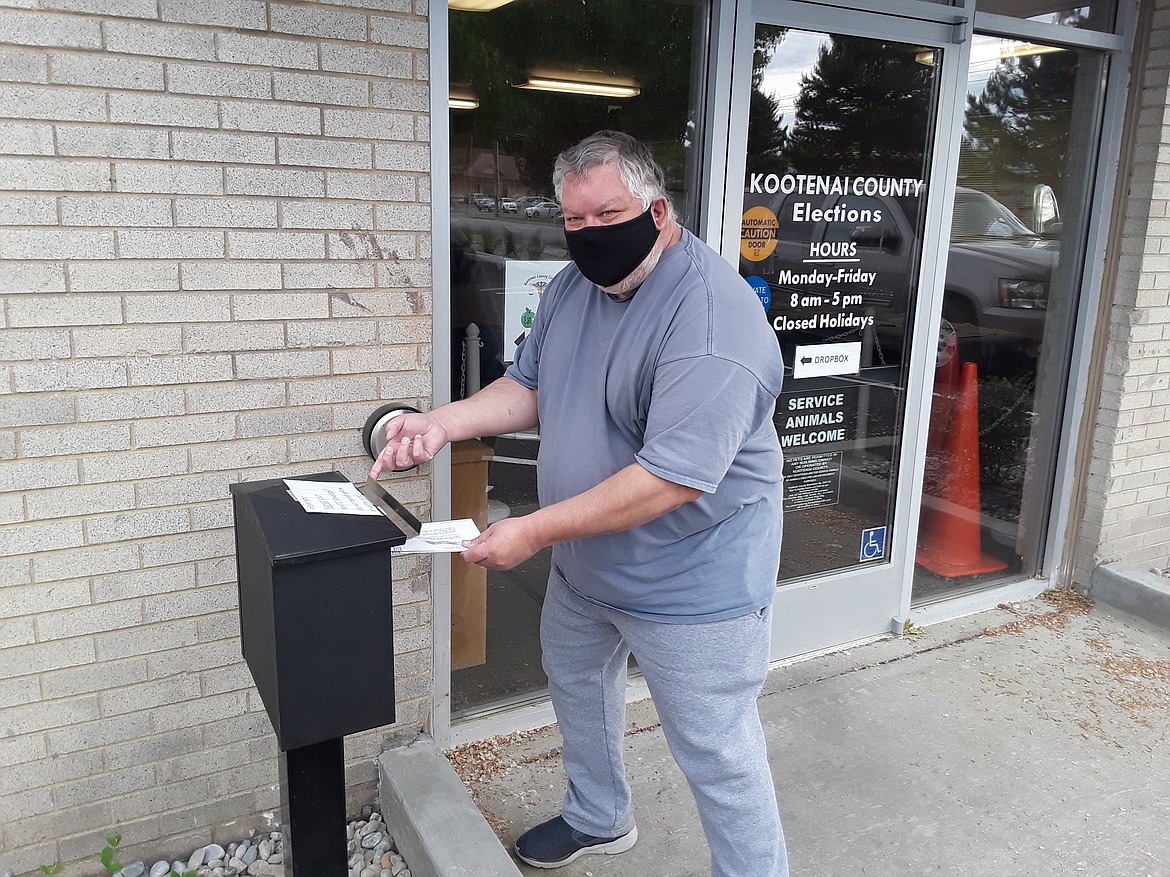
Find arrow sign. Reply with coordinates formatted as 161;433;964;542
793;342;862;379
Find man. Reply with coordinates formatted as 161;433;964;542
369;131;788;877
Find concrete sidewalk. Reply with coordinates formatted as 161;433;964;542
450;592;1170;877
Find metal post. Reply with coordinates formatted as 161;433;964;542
279;737;347;877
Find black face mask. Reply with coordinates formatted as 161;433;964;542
564;208;660;288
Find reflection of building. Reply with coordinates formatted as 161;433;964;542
3;1;1169;873
450;147;525;200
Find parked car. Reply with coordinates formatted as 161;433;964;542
473;194;495;211
525;200;562;219
499;198;518;213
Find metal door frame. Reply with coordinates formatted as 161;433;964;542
712;0;973;660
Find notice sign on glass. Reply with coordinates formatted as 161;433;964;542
503;260;570;362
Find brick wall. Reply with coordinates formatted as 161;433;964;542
0;2;435;874
1077;0;1170;582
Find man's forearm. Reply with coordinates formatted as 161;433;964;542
434;377;539;442
527;463;703;548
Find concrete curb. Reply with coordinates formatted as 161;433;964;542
1090;560;1170;629
378;733;523;877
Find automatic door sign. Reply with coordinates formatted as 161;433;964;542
741;206;779;262
860;526;886;562
793;341;861;379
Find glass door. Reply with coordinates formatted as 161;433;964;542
723;2;965;658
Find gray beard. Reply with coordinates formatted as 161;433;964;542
601;236;666;300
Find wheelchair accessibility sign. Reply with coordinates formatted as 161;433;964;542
860;526;886;562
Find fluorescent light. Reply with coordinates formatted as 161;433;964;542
449;0;514;10
515;76;640;99
449;96;479;110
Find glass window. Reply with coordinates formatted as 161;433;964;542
912;35;1109;600
447;0;707;718
976;0;1116;32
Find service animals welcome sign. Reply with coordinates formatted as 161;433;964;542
503;260;570;362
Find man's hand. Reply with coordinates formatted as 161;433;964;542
368;412;450;478
460;517;545;570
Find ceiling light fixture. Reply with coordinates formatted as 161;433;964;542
448;0;515;11
515;75;640;99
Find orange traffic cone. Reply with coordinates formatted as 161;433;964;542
916;361;1007;578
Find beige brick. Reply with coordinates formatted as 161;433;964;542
8;294;122;328
328;289;419;318
0;193;58;225
273;72;369;108
38;601;144;641
161;0;267;28
124;293;231;324
231;289;329;320
25;482;134;523
11;359;127;393
287;318;376;348
172;130;277;164
370;13;428;49
118;229;225;260
38;0;158;15
0;121;55;156
323;107;413;141
142;581;236;623
0;393;74;429
0;158;110;192
86;507;190;545
175;197;277;229
0;47;48;84
279;136;372;169
129;353;234;385
60;194;173;228
0;457;80;494
4;697;102;739
328;230;416;259
56;125;171;160
1;329;70;361
227;230;324;260
0;619;36;648
134;412;235;447
101;674;202;718
71;327;181;357
50;54;164;90
94;564;196;604
215;32;319;69
94;618;198;661
233;348;330;379
185;381;285;414
69;261;180;293
42;658;149;700
0;733;48;772
225;166;325;198
0;10;102;49
320;43;412;78
114;162;224;195
189;436;288;471
183;321;285;353
374;142;429;171
271;2;366;39
372;80;427;111
0;229;116;261
52;764;157;810
281;200;374;229
0;261;66;294
76;387;185;422
20;422;132;461
167;62;272;99
282;261;376;289
105;20;217;61
237;406;330;437
372;203;429;230
78;447;187;485
328;170;416;201
378;260;432;288
180;261;282;291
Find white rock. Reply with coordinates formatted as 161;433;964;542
150;862;172;877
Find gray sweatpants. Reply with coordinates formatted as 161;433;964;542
540;569;789;877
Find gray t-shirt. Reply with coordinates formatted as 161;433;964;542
505;229;784;622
